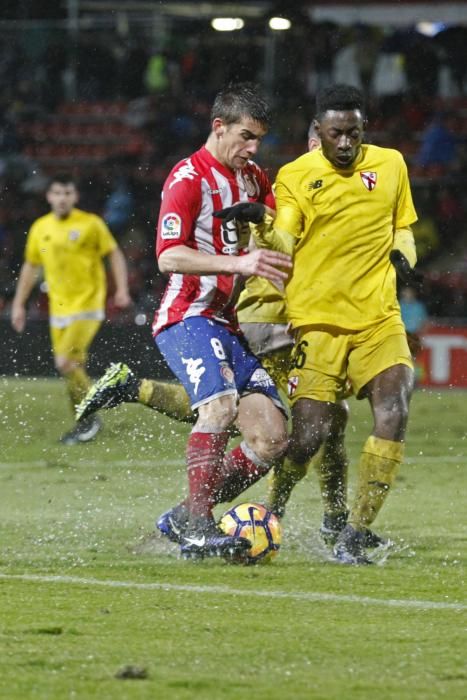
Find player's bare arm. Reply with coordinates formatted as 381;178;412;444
158;245;291;286
11;262;40;333
108;247;132;308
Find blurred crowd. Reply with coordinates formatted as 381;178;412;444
1;18;467;323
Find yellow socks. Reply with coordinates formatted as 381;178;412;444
65;367;92;411
138;379;193;423
267;438;349;519
349;435;404;530
266;456;308;518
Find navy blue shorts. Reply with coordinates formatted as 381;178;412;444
155;317;284;412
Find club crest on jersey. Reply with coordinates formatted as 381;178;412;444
360;171;377;191
288;375;299;397
219;362;235;385
161;212;182;239
241;172;260;198
68;230;80;241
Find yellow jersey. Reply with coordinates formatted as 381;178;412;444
236;276;287;324
274;144;418;330
25;208;117;319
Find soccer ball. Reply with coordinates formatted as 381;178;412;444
218;502;282;565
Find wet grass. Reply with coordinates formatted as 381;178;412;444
0;378;466;699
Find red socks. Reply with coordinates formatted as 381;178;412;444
186;431;230;517
186;434;274;518
213;442;272;504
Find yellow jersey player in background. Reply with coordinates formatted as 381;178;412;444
11;173;131;445
271;84;419;565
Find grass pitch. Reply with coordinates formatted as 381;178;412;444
0;377;466;700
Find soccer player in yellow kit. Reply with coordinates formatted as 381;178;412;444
235;125;350;540
11;174;131;444
271;84;419;564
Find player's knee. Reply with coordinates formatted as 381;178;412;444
242;413;288;463
288;430;322;466
196;395;238;431
374;399;410;439
54;355;77;375
252;428;288;464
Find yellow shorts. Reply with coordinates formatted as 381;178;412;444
261;346;292;397
50;319;102;364
287;317;413;404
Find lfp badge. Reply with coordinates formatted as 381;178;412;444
161;212;182;239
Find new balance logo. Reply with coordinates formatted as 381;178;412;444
308;179;323;190
169;158;197;189
182;357;205;394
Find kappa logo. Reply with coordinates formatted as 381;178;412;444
68;230;80;241
360;171;377;191
308;179;323;190
161;212;182;239
169;158;197;189
182;356;205;395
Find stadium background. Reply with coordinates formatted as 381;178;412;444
1;0;467;383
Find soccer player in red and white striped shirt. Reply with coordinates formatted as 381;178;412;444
153;83;291;559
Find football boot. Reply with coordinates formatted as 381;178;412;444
60;415;102;445
320;511;387;549
156;503;189;544
76;363;139;421
180;516;250;561
333;524;373;565
319;510;349;545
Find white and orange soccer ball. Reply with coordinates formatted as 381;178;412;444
218;502;282;565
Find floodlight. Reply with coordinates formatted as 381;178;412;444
211;17;244;32
268;17;291;31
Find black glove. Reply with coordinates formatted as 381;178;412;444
390;250;423;290
213;202;266;224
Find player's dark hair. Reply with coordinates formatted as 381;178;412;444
211;82;272;128
47;173;77;189
315;84;366;119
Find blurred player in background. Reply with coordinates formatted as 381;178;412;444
152;82;291;560
11;174;131;445
265;84;419;564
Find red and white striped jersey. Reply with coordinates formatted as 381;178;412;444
153;146;274;336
